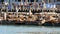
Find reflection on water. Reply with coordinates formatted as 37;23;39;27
0;25;60;34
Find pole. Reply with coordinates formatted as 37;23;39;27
4;12;7;20
21;0;23;5
48;0;49;3
25;0;28;5
16;6;18;17
34;0;36;5
34;0;36;3
29;6;32;16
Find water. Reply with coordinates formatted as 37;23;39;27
0;25;60;34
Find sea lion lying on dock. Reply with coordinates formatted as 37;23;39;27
41;15;59;25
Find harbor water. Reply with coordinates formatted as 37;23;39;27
0;25;60;34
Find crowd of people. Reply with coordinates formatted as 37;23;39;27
0;2;43;12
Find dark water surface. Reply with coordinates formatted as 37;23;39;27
0;25;60;34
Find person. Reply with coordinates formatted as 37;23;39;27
8;4;11;11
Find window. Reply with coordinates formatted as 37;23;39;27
36;0;38;2
15;0;21;2
15;0;18;2
28;0;30;2
57;0;60;1
23;0;25;2
24;0;30;2
0;0;4;2
38;0;42;2
15;0;17;1
18;0;21;2
30;0;34;2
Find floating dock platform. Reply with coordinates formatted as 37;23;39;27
0;0;60;26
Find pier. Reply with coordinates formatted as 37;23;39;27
0;0;60;26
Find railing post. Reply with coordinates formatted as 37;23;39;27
16;6;18;17
29;6;32;16
4;12;7;20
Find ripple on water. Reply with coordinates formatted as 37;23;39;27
0;25;60;34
